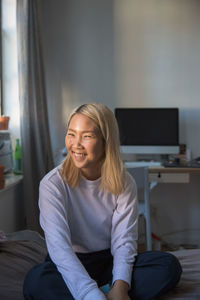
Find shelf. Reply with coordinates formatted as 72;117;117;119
0;172;23;193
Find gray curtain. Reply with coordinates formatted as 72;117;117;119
17;0;54;232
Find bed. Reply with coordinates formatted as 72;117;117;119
0;230;200;300
0;230;47;300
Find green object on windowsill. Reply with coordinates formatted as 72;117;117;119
13;138;23;175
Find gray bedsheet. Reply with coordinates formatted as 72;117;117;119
158;249;200;299
0;231;200;300
0;240;47;300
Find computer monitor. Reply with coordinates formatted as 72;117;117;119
115;108;179;155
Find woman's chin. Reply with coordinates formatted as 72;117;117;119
72;158;87;169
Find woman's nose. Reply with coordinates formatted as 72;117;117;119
74;135;83;147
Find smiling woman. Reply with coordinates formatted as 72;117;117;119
62;102;125;195
23;103;182;300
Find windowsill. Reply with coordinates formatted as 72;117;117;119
0;172;23;193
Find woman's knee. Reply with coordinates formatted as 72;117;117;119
144;251;182;286
130;251;182;299
23;261;73;300
162;252;182;285
137;250;182;279
147;251;182;297
23;263;46;299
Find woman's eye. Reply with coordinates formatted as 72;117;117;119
68;133;74;137
84;135;92;138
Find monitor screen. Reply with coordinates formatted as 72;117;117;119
115;108;179;154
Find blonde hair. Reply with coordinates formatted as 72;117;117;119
61;103;125;195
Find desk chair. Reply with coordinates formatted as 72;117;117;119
127;167;152;250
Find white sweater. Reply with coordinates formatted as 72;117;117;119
39;165;138;300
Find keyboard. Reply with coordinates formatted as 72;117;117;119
162;161;200;168
124;161;161;168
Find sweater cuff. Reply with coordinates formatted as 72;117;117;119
112;263;132;287
84;287;107;300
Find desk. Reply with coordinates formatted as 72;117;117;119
149;166;200;174
125;162;200;187
149;166;200;184
125;162;200;182
125;163;200;249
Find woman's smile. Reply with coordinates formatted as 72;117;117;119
72;151;87;161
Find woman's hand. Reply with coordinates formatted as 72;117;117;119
106;280;131;300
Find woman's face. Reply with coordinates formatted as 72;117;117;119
65;113;105;180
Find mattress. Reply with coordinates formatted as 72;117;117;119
158;249;200;299
0;230;200;300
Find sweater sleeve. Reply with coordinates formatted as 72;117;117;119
111;172;138;287
39;177;106;300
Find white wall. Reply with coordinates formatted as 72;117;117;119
39;0;116;164
39;0;200;247
114;0;200;158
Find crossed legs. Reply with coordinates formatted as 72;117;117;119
23;250;182;300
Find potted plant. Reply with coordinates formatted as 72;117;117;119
0;115;10;130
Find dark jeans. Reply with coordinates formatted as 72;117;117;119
23;249;182;300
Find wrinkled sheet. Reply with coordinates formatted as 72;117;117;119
158;249;200;299
0;232;200;300
0;240;47;300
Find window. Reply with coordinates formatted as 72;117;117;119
1;0;20;145
0;0;2;115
